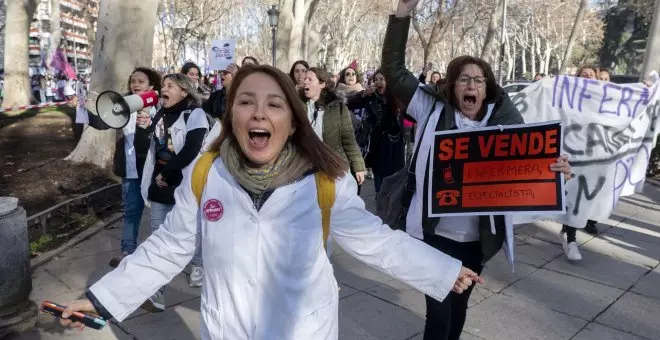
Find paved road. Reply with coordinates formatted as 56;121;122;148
16;179;660;340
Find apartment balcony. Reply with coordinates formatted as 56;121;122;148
60;14;87;30
28;45;41;56
61;0;82;12
65;49;91;60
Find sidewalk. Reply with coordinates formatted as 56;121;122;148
15;180;660;340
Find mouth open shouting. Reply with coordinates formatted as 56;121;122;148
248;129;272;150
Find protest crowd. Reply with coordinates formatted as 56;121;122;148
33;0;659;339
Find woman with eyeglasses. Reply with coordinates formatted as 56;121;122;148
382;1;574;338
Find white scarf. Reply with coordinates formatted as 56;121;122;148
454;103;495;130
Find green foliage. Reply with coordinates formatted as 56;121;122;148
30;234;54;254
599;0;652;74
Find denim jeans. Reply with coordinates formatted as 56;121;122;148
150;202;174;296
121;178;145;254
150;202;174;233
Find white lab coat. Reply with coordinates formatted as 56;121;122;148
90;157;462;340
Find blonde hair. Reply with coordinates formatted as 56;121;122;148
163;73;201;106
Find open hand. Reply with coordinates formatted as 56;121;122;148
452;267;484;294
56;299;98;331
396;0;421;16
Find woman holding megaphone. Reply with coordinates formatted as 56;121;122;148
85;67;161;272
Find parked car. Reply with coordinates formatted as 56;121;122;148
502;81;532;96
609;75;640;84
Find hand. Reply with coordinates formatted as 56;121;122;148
643;80;653;88
136;111;151;128
423;62;432;73
549;155;573;180
155;174;168;188
452;267;484;294
355;171;366;185
396;0;420;17
57;299;98;331
364;86;376;97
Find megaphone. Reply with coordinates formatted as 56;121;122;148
95;90;159;129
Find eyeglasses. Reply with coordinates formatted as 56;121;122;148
344;72;356;77
457;76;486;87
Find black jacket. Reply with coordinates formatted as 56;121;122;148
347;91;405;176
202;88;227;120
382;14;524;264
147;101;207;205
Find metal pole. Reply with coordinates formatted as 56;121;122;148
271;28;277;67
641;0;660;81
497;0;507;84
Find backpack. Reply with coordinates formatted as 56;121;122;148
191;151;336;249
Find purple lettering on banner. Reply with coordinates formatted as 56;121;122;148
632;87;650;118
552;76;560;107
559;76;578;109
599;83;621;116
628;145;650;186
612;159;630;211
618;86;634;117
578;78;599;112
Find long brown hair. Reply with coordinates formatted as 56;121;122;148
208;65;347;179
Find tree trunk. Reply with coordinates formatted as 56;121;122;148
48;0;62;65
480;0;504;59
65;0;158;168
558;0;588;74
3;0;38;108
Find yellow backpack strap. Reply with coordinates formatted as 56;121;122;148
192;151;220;205
315;172;336;249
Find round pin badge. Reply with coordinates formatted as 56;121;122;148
203;199;224;221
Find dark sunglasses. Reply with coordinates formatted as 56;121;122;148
344;72;356;77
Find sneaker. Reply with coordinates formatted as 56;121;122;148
109;251;129;268
564;242;583;261
584;220;599;235
189;265;204;288
140;290;165;313
558;231;582;261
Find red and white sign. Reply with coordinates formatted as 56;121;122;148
203;199;224;222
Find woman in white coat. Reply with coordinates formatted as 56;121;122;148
54;65;481;340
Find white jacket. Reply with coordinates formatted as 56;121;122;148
90;158;462;340
141;107;209;205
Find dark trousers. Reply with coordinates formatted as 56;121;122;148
423;234;483;340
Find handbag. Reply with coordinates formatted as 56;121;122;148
376;101;437;231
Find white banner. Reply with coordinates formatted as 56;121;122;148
208;40;236;71
510;75;660;228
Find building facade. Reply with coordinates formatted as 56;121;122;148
29;0;98;75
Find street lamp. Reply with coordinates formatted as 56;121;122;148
267;5;279;67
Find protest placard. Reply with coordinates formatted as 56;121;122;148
208;40;236;71
427;121;564;217
510;76;660;227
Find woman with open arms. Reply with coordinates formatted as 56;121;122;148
51;65;482;340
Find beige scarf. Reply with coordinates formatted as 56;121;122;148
220;139;312;195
